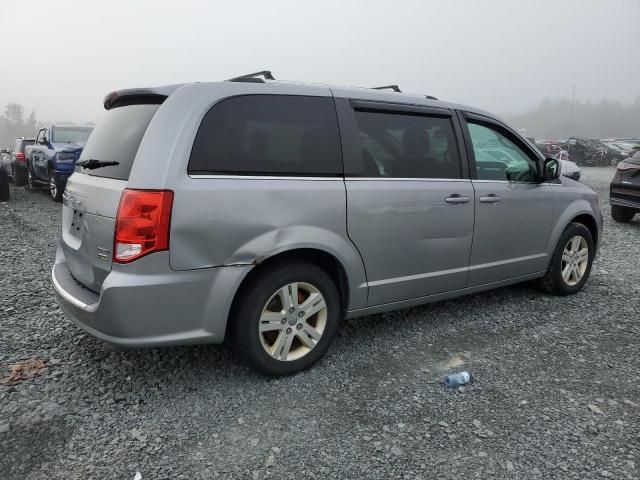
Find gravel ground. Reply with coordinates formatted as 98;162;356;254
1;168;638;480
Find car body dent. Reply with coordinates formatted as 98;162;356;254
225;225;368;310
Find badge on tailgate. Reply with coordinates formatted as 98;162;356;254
96;247;111;261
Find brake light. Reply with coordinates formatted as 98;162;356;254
15;152;25;163
114;189;173;263
617;161;637;171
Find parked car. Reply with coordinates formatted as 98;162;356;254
612;137;640;147
610;149;640;222
51;72;602;376
532;141;576;178
565;137;608;166
601;141;632;165
25;125;93;201
0;148;10;178
2;138;36;186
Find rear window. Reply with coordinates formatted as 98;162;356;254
188;95;342;176
15;139;34;152
78;104;159;180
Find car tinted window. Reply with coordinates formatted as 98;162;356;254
352;110;461;179
467;122;538;182
188;95;342;176
78;104;159;180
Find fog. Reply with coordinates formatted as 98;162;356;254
0;0;639;128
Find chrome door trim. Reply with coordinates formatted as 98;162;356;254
188;174;343;181
362;253;548;288
346;177;472;182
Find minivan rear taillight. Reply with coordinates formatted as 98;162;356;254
15;152;26;163
114;189;173;263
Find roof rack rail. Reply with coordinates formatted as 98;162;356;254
425;95;438;100
372;85;402;92
227;71;275;83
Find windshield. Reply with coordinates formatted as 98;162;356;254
78;104;160;180
52;127;93;144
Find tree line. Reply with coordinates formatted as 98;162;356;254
503;97;640;140
0;104;40;148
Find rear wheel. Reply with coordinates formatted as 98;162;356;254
49;170;63;202
14;166;27;187
540;222;594;295
229;262;342;376
611;205;636;223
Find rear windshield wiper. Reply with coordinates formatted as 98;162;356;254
76;159;119;170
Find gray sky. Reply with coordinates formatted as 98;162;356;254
1;0;639;123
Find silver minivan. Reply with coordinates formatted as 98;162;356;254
52;72;602;375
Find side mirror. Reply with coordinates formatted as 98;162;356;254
542;158;561;181
39;137;49;146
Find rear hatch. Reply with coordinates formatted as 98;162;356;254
612;153;640;203
61;103;161;292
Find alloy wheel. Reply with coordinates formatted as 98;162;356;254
561;235;589;286
49;174;57;199
258;282;327;361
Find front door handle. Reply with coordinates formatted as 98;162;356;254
445;194;471;204
479;194;501;204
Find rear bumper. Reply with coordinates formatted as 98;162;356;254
610;182;640;209
52;244;252;347
610;197;640;209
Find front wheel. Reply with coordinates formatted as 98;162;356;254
611;205;636;223
25;166;36;192
540;222;594;295
229;262;342;376
49;171;63;202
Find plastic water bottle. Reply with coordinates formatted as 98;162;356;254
442;371;474;388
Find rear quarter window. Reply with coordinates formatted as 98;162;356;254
188;95;342;176
78;104;159;180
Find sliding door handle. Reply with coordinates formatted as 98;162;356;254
445;195;471;204
479;194;501;203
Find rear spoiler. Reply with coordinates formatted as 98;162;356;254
103;84;185;110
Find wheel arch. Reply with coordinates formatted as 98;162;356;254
547;202;600;257
570;213;599;248
229;247;352;320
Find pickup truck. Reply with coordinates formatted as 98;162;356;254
25;124;93;201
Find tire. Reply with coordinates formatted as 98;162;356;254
540;222;594;295
25;165;37;192
49;170;63;202
14;166;27;187
611;205;636;223
229;261;342;376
